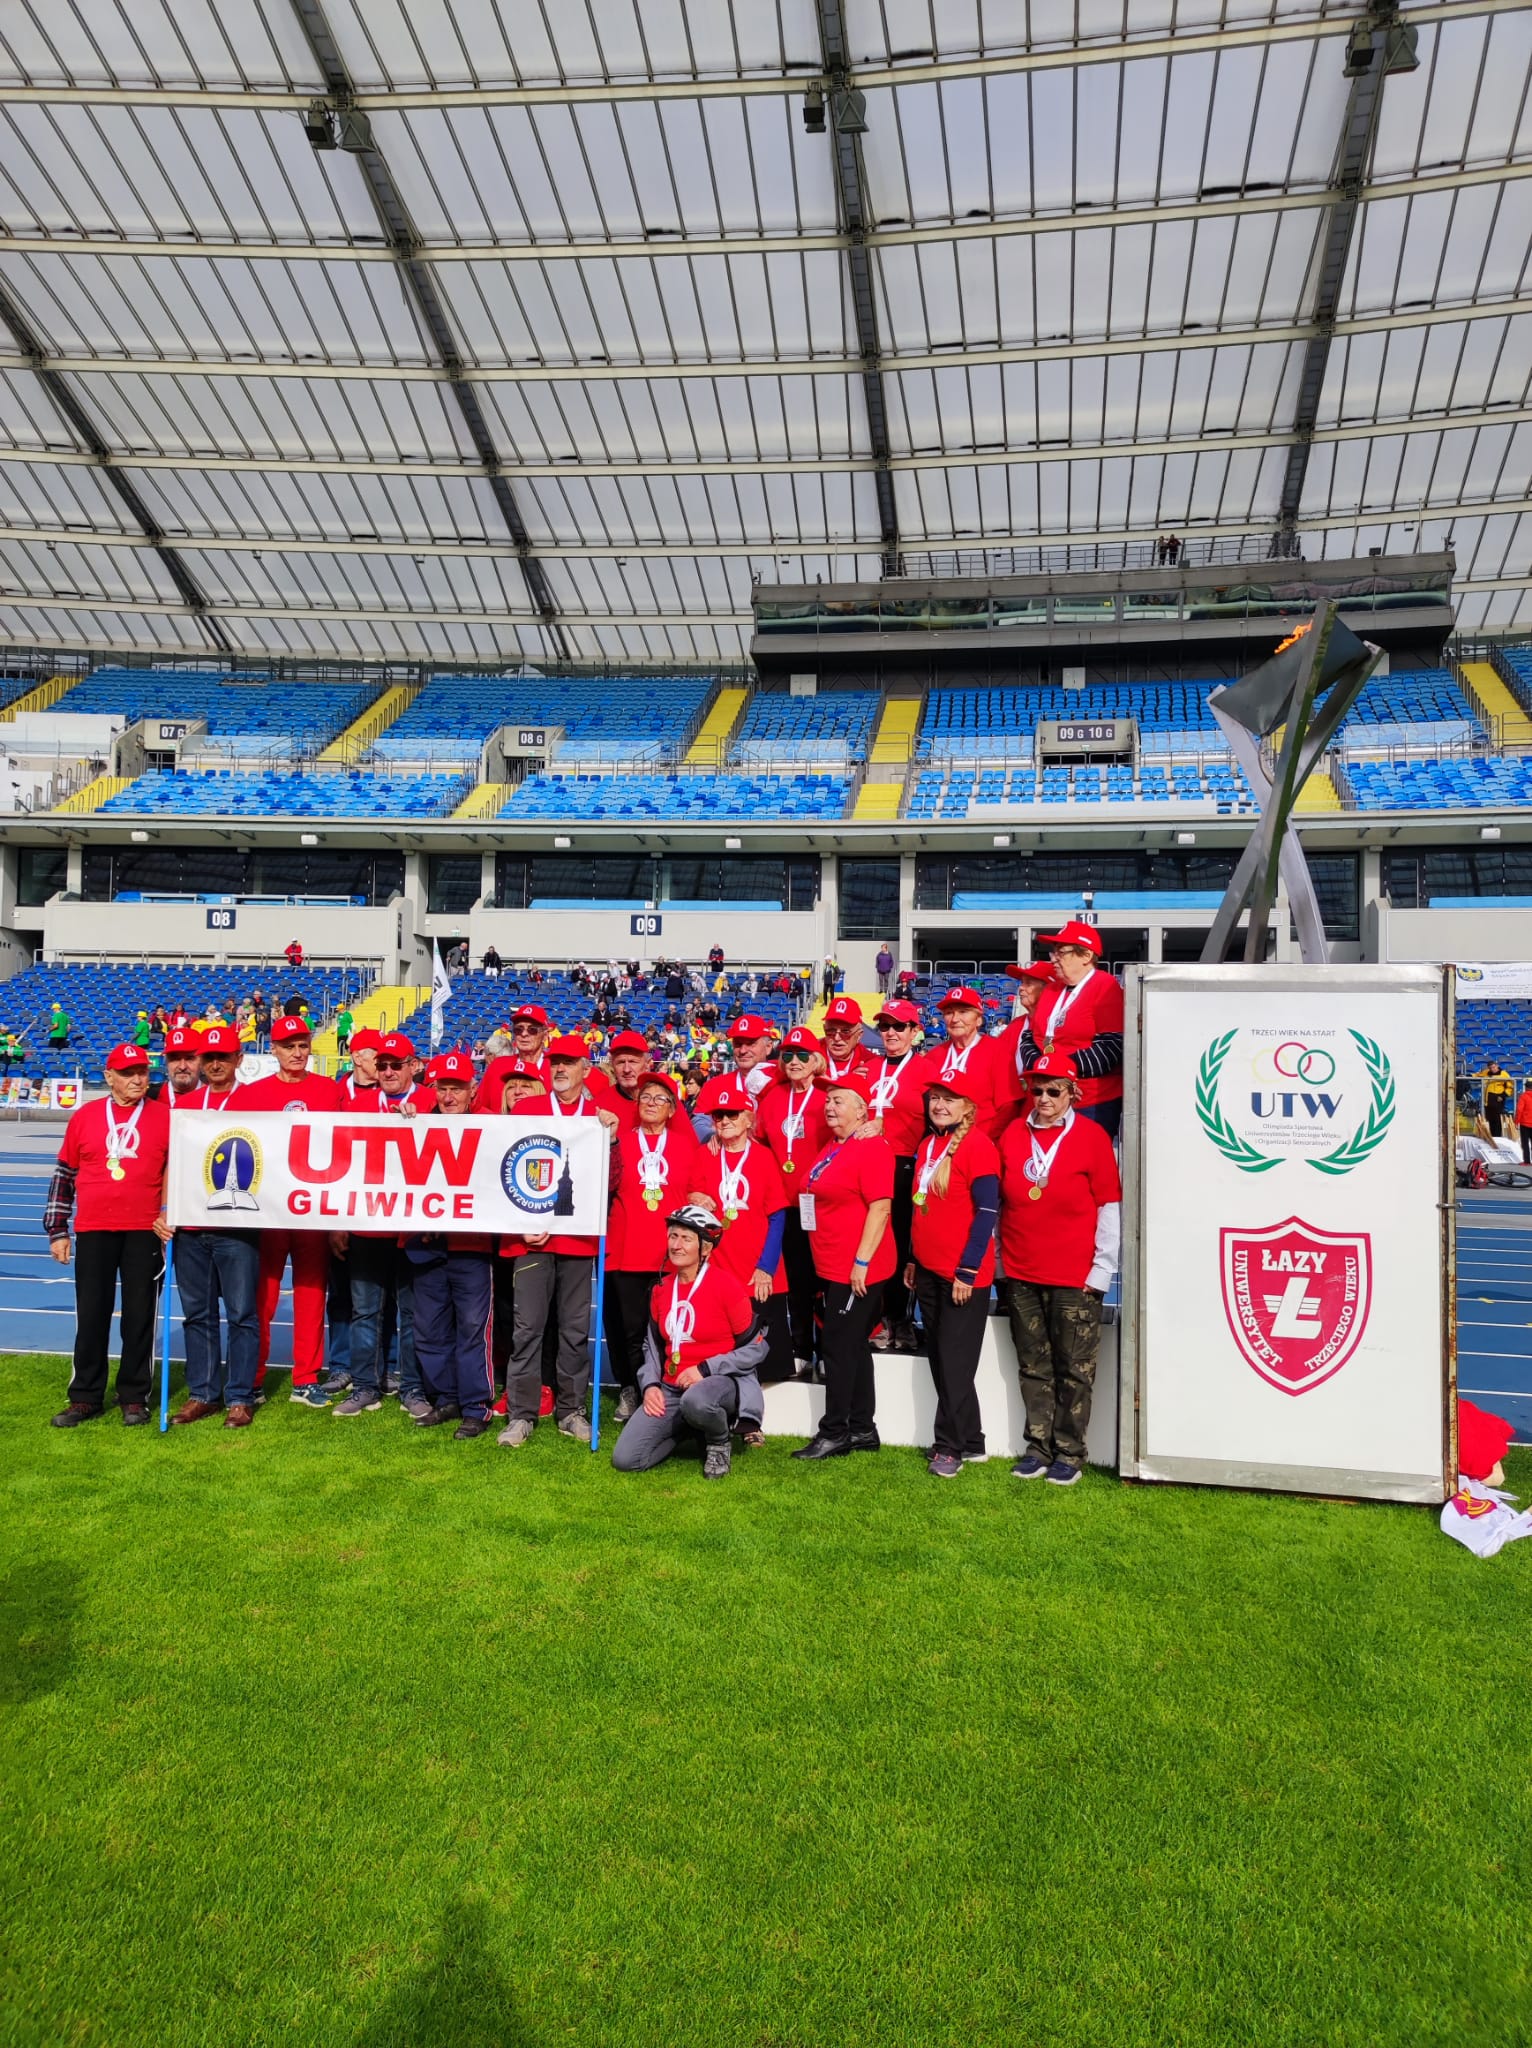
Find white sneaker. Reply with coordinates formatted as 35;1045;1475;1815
497;1417;535;1448
557;1412;592;1445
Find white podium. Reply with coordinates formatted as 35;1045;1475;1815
761;1314;1120;1467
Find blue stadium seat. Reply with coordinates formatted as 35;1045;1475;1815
96;772;472;819
731;692;881;764
370;675;715;764
49;668;378;756
498;773;850;822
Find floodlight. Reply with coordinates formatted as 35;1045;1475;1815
304;101;336;151
802;85;826;135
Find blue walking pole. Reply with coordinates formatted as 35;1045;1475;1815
590;1224;608;1453
158;1235;175;1432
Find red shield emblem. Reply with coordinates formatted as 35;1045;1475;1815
1219;1217;1372;1397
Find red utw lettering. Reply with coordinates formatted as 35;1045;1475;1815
393;1123;481;1186
288;1125;358;1183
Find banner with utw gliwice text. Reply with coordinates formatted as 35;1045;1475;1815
166;1112;609;1235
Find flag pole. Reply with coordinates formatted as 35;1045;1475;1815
158;1237;175;1432
590;1123;610;1452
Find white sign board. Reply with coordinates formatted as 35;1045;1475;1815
166;1111;608;1236
1121;965;1450;1503
1454;962;1532;1002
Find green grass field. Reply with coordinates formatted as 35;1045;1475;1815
3;1350;1529;2048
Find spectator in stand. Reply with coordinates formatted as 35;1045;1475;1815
895;965;919;1000
664;964;687;1001
284;938;304;969
690;1076;792;1396
905;1078;1000;1476
998;1054;1121;1485
483;1022;515;1059
610;1202;766;1481
875;943;895;996
169;1025;260;1430
708;944;725;975
480;947;503;979
0;1027;20;1074
792;1073;895;1461
603;1071;697;1425
822;955;841;1004
867;998;934;1352
47;1002;69;1051
1516;1081;1532;1165
1476;1060;1514;1139
334;1002;354;1056
46;1044;172;1429
149;1005;169;1043
251;992;271;1047
404;1053;496;1439
756;1025;828;1364
929;986;1007;1137
1013;923;1125;1141
132;1010;152;1050
239;1017;342;1405
170;1004;191;1032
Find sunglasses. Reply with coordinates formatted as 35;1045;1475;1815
376;1058;408;1072
513;1023;541;1034
712;1107;748;1120
1031;1083;1071;1098
780;1046;814;1059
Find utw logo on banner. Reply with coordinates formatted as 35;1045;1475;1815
1219;1217;1372;1397
1196;1026;1395;1175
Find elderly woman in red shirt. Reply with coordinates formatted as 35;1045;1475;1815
689;1075;792;1390
792;1073;895;1461
997;1052;1121;1486
603;1070;697;1425
904;1077;1000;1477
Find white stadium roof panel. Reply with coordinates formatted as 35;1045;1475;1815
0;0;1521;654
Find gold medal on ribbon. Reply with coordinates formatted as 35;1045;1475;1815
109;1162;126;1181
912;1190;927;1208
783;1158;796;1174
725;1207;738;1222
1028;1184;1043;1201
644;1190;661;1210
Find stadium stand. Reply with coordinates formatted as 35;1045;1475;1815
1344;758;1532;811
905;759;1255;819
398;969;804;1051
368;675;716;763
497;773;851;822
730;691;881;764
45;669;379;757
1456;1001;1532;1078
0;962;369;1082
95;771;473;820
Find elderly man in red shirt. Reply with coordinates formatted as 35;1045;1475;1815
1013;921;1125;1141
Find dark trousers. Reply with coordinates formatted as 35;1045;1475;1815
914;1264;988;1457
1004;1279;1102;1469
780;1210;820;1360
1521;1124;1532;1164
758;1294;795;1383
326;1258;352;1376
818;1278;883;1437
410;1251;494;1418
1486;1099;1506;1137
882;1155;916;1327
509;1251;593;1422
603;1268;661;1391
69;1229;163;1411
1078;1098;1122;1142
176;1228;259;1409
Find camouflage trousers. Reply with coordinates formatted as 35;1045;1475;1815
1003;1281;1102;1468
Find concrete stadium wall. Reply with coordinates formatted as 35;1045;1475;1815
39;896;418;976
466;905;825;968
1372;903;1532;962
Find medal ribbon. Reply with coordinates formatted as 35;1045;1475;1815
664;1269;706;1363
940;1036;975;1081
105;1099;144;1173
1024;1110;1074;1187
718;1143;749;1215
781;1084;812;1165
637;1129;669;1192
1039;973;1091;1053
870;1050;911;1113
915;1133;954;1202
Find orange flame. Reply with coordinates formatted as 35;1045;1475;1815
1273;622;1311;655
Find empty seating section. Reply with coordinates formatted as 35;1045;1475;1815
96;771;473;819
0;962;369;1081
906;760;1253;820
731;691;881;763
50;668;376;755
1457;1001;1532;1077
1341;669;1477;746
1346;758;1532;810
498;773;851;822
1499;645;1532;701
396;970;802;1051
370;675;715;763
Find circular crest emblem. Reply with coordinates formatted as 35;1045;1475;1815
1195;1027;1394;1177
500;1133;564;1214
204;1127;262;1211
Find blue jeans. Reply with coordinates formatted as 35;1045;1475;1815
408;1250;494;1418
176;1229;260;1408
348;1237;419;1398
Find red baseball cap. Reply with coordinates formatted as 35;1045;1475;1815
1029;1053;1079;1081
874;999;922;1026
1036;920;1103;955
778;1026;821;1054
200;1025;240;1054
548;1033;590;1060
512;1004;550;1027
377;1033;415;1060
502;1057;546;1081
427;1052;474;1082
937;985;984;1010
822;996;863;1026
609;1030;649;1055
164;1026;200;1054
105;1043;150;1071
271;1015;311;1043
726;1014;774;1041
1005;959;1058;984
815;1070;874;1103
348;1028;384;1053
697;1076;752;1115
635;1070;683;1106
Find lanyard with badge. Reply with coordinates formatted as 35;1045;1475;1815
636;1128;670;1211
664;1268;707;1368
104;1100;144;1181
780;1084;813;1176
798;1139;845;1231
913;1132;956;1208
1040;975;1090;1055
941;1037;976;1082
1024;1111;1073;1200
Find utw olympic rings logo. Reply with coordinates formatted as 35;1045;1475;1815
1254;1040;1337;1086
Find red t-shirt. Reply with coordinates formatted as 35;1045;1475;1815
648;1260;755;1383
347;1084;440;1117
608;1118;697;1273
176;1082;248;1112
755;1079;829;1183
501;1092;606;1258
1028;969;1124;1108
59;1095;171;1233
998;1113;1121;1288
336;1074;381;1108
910;1128;999;1284
926;1030;1007;1137
802;1133;897;1286
239;1069;344;1114
601;1085;641;1133
869;1048;936;1157
686;1138;788;1293
474;1054;550;1114
821;1047;873;1086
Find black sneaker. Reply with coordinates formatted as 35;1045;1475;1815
454;1417;490;1440
414;1402;461;1428
50;1402;102;1429
702;1442;732;1479
120;1403;150;1427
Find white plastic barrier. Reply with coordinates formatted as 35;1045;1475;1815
761;1314;1119;1467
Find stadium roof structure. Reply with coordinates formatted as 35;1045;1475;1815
0;0;1528;665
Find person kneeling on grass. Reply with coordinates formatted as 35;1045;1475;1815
610;1202;767;1481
